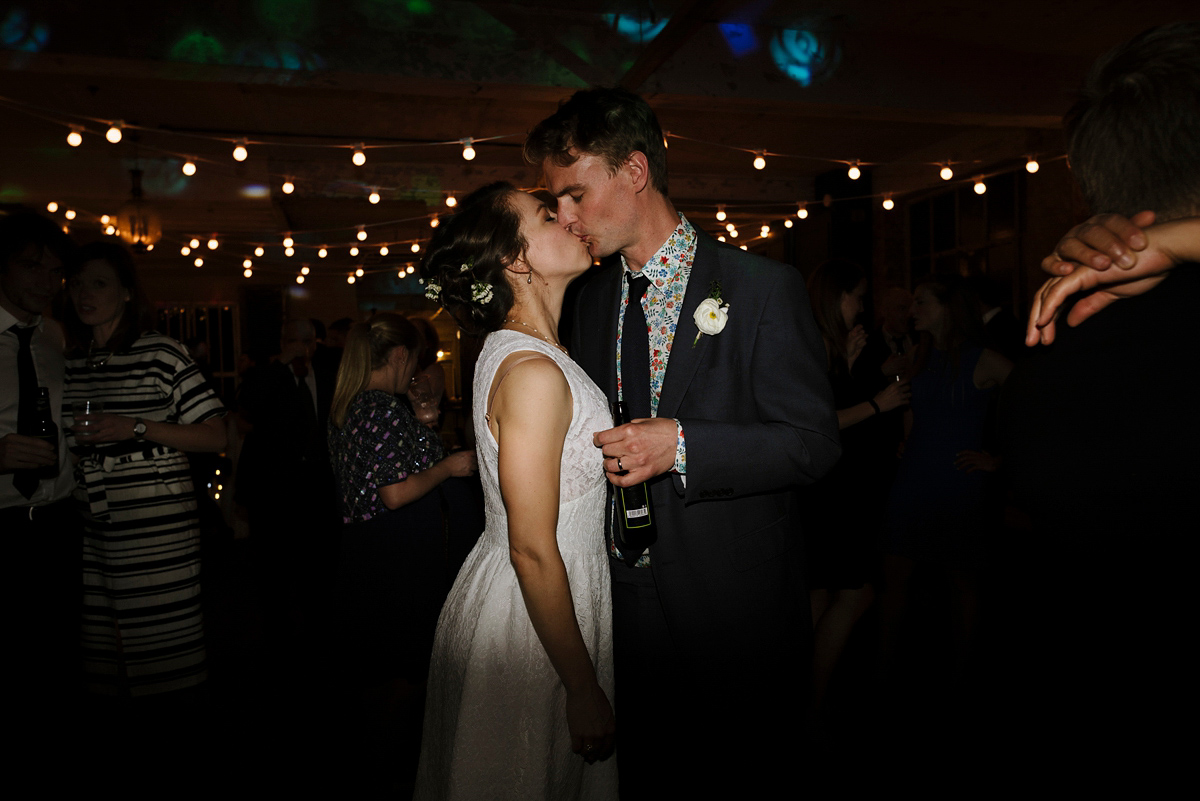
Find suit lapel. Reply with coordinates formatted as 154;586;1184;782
657;232;721;419
584;265;622;404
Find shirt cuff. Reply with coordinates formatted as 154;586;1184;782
673;419;686;475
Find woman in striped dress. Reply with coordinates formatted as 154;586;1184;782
61;242;226;697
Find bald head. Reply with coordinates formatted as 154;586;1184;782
281;318;317;363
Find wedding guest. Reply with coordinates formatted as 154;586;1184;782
406;316;445;429
61;241;226;697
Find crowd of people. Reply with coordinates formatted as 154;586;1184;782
2;20;1197;797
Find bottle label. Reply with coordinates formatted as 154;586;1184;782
625;508;649;519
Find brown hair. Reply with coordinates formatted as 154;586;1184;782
62;240;153;355
807;259;866;369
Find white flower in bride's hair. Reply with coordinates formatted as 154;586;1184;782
460;258;473;273
425;281;442;301
471;281;494;304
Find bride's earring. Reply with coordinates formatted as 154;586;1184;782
527;270;532;284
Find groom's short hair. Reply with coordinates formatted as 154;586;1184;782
1065;21;1200;222
524;87;669;195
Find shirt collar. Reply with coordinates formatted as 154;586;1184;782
621;214;696;290
0;303;42;333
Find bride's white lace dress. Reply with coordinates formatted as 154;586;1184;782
414;330;617;800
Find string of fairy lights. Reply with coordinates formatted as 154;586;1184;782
4;92;1062;285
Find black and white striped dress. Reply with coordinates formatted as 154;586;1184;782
63;332;225;696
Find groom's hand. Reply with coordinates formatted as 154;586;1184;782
595;418;677;486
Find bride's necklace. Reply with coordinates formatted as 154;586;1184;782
87;339;113;368
503;319;568;354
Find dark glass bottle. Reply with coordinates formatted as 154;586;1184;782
32;387;60;480
610;401;657;564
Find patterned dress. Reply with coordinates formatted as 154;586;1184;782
63;332;224;696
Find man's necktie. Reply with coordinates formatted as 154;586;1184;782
10;325;40;499
622;273;652;421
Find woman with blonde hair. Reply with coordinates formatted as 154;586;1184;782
327;313;476;690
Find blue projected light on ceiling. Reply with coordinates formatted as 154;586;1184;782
769;27;838;87
718;23;758;57
1;8;49;52
603;13;668;42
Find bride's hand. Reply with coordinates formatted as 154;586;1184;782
566;681;615;763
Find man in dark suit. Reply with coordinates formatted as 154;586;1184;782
526;89;840;795
237;318;339;641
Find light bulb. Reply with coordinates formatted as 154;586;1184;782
104;225;116;236
446;194;457;208
379;246;389;256
105;122;123;143
399;270;406;279
64;209;76;220
100;214;110;224
974;178;987;195
207;237;218;250
406;265;414;274
940;165;954;181
243;268;253;278
318;248;328;259
725;222;735;232
46;201;58;213
729;228;739;238
753;151;766;170
254;246;264;257
716;205;726;222
357;228;368;241
194;257;203;268
411;243;420;253
461;138;475;161
182;159;197;176
362;190;378;205
740;245;748;251
190;238;200;249
232;140;248;162
797;204;808;220
847;162;861;181
300;265;310;275
282;180;295;194
67;127;83;147
145;244;154;251
784;219;793;228
882;196;895;210
283;235;294;248
285;247;295;257
352;146;366;166
347;275;356;284
718;235;726;242
349;246;359;257
355;267;365;277
296;275;305;284
760;225;770;237
1026;157;1040;174
430;215;439;229
243;259;252;268
181;246;191;256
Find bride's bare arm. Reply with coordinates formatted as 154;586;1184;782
491;354;615;762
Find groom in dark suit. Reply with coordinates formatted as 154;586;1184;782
526;89;840;796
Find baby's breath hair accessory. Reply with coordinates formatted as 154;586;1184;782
424;279;442;301
471;281;494;305
460;258;474;273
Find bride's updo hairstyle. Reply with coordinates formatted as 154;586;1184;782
420;181;526;336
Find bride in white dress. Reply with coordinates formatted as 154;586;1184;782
414;183;617;800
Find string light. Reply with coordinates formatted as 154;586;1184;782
355;267;365;277
254;247;264;257
752;151;766;170
145;244;154;252
940;164;954;181
461;138;476;160
760;224;770;237
347;275;356;284
399;270;406;279
318;247;328;258
104;225;116;236
356;227;368;241
729;228;739;238
351;145;366;166
430;215;439;228
411;243;420;253
232;139;249;162
182;159;197;176
300;265;310;275
847;161;862;180
207;236;218;250
368;190;381;205
784;219;793;228
100;215;111;225
797;203;808;220
243;268;253;278
349;246;359;257
285;247;295;257
282;235;293;248
379;246;389;256
67;126;83;147
46;201;58;213
740;245;748;251
282;179;295;194
105;121;123;143
1026;157;1040;174
181;246;191;256
725;222;735;233
64;209;76;220
243;259;252;268
194;257;203;267
190;238;200;249
717;235;726;242
406;265;415;275
715;205;726;222
445;194;457;208
974;177;987;195
882;195;895;210
295;275;304;284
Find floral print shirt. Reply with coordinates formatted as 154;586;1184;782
328;389;445;524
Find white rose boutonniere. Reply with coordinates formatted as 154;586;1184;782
693;281;729;346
